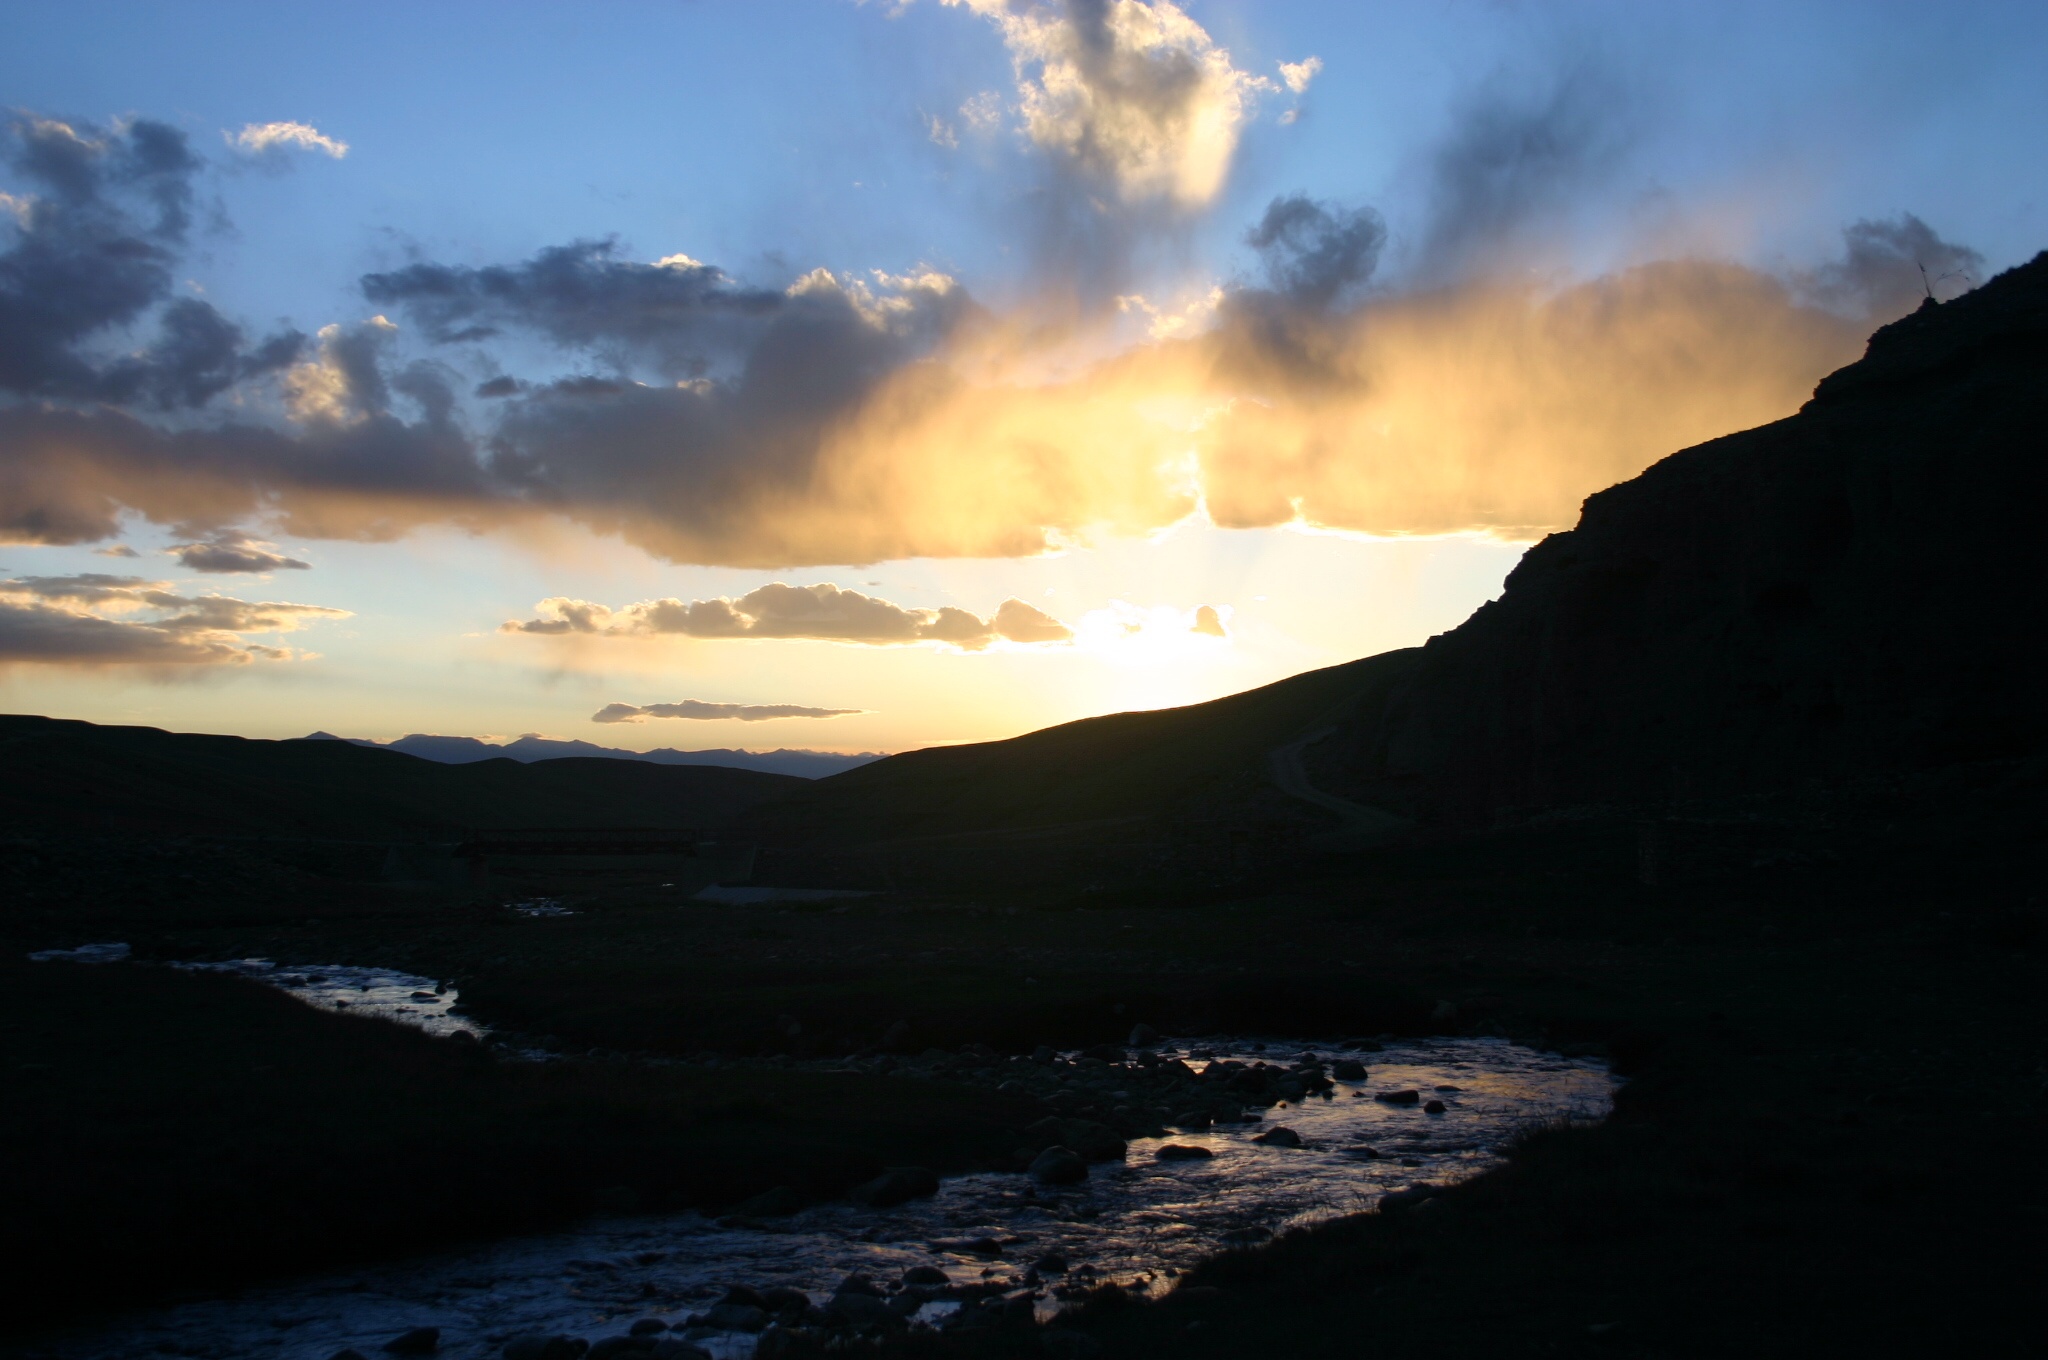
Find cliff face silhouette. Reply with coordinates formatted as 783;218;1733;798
1319;250;2048;824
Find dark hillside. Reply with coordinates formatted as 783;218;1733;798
753;254;2048;857
1308;252;2048;824
749;649;1418;847
0;714;803;836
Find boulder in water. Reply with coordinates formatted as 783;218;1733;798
760;1286;812;1314
1029;1145;1088;1184
1253;1125;1303;1148
1376;1088;1421;1105
1155;1143;1214;1160
698;1303;767;1332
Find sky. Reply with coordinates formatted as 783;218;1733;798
1;0;2042;756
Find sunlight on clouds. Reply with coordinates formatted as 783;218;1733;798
283;318;397;425
0;573;350;667
945;0;1273;206
227;121;349;159
1279;57;1323;95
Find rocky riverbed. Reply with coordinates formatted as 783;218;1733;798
26;1004;1612;1360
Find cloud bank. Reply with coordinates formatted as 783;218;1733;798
169;530;310;574
504;583;1072;651
591;699;863;723
0;32;1992;583
0;573;349;666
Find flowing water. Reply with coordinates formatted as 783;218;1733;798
25;952;1614;1359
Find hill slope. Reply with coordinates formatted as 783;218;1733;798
0;715;804;837
749;650;1418;847
1318;251;2048;823
760;251;2048;848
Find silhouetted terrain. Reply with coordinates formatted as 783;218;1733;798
757;251;2048;854
319;731;882;779
1317;252;2048;822
5;256;2044;1356
0;715;804;837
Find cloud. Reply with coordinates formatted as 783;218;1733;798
0;573;349;666
1191;603;1226;636
227;121;349;160
994;596;1072;642
945;0;1272;206
0;115;305;409
1417;64;1636;279
1244;194;1386;308
504;583;1071;650
0;80;1989;576
1797;213;1985;316
360;239;788;373
168;530;310;574
1278;57;1322;95
591;699;863;723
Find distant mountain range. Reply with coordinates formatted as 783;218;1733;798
304;731;883;780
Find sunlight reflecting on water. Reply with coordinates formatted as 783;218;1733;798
38;1035;1611;1360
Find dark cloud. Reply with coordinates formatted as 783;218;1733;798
0;115;304;409
591;699;863;723
1191;603;1227;637
0;573;347;666
0;102;1993;573
169;530;310;574
1417;64;1634;278
1244;195;1385;308
1799;214;1986;316
362;240;785;377
505;583;1071;650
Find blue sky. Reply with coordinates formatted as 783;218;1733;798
1;1;2043;752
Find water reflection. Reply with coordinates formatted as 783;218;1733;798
171;957;486;1040
40;1036;1611;1360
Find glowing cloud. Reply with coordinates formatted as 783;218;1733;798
0;574;349;666
228;121;348;159
945;0;1272;205
503;583;1072;651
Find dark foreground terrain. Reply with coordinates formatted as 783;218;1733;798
5;259;2045;1356
7;761;2042;1356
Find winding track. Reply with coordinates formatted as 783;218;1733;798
1266;727;1412;838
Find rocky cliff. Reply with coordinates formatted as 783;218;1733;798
1317;251;2048;824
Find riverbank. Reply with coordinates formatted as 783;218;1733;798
5;765;2043;1354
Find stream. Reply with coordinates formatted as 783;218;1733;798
26;950;1615;1360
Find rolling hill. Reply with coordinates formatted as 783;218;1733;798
0;715;804;838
